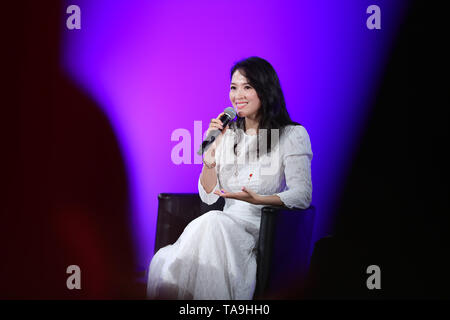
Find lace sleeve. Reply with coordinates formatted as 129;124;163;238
275;125;313;209
198;172;221;205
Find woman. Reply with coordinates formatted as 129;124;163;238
147;56;313;299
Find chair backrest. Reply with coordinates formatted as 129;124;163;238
155;193;224;253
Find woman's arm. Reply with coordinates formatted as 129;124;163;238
213;186;285;206
198;113;229;204
274;126;313;209
199;148;218;193
256;194;284;206
198;146;222;205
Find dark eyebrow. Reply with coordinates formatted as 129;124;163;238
230;82;250;85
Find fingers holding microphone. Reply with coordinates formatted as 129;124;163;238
207;112;229;144
197;107;236;156
204;112;229;162
208;112;229;135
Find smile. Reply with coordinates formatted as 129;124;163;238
236;102;248;109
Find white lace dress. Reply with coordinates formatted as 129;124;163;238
146;125;313;299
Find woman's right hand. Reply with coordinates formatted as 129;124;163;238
207;112;229;136
204;112;229;162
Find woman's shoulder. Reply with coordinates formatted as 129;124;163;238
281;124;312;155
283;124;310;139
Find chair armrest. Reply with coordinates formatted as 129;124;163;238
254;205;315;298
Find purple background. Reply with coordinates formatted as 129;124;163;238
62;0;408;269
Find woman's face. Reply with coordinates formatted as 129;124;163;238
229;70;261;119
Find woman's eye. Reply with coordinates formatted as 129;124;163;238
245;86;252;89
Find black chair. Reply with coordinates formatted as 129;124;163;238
155;193;315;299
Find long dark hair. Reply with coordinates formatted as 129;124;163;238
229;56;300;157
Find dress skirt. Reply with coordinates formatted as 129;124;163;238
146;202;261;300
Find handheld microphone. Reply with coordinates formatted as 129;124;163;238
197;107;237;156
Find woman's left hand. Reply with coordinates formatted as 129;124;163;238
214;187;262;205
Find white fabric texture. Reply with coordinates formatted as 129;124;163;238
146;125;313;299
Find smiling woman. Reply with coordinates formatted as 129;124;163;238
230;70;261;122
146;56;313;300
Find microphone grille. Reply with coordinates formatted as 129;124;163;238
224;107;237;119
